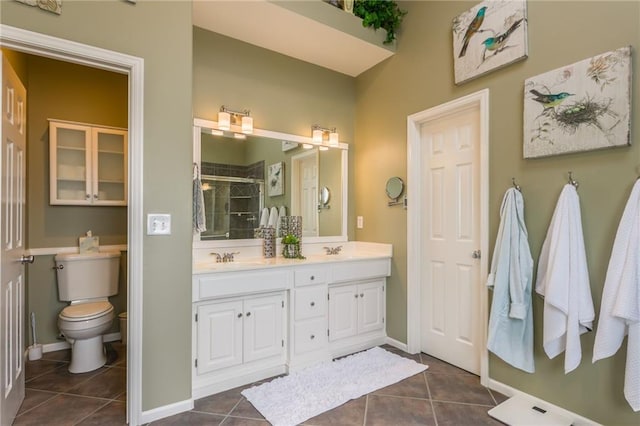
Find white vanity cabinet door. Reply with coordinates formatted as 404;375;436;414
357;279;385;334
243;294;284;363
328;280;385;342
196;300;243;375
328;285;358;341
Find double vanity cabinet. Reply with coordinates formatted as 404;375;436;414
191;248;391;399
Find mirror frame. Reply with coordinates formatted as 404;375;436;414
193;117;348;248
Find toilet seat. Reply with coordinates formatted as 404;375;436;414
59;301;114;322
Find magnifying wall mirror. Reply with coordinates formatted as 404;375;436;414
193;118;348;247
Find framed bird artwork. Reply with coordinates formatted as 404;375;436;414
523;46;631;158
452;0;528;85
268;161;284;197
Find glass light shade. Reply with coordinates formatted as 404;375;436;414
329;131;339;146
319;145;329;151
241;116;253;134
210;129;224;136
312;129;323;143
218;111;231;130
302;143;313;149
233;133;246;140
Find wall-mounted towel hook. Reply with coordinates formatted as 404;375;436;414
512;177;521;192
568;171;579;189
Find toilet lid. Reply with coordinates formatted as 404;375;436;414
60;301;114;321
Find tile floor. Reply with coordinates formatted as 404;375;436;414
16;344;507;425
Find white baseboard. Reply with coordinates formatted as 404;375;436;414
487;378;601;426
42;332;122;353
385;336;408;352
139;398;194;424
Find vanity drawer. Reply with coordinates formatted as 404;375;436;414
194;269;291;301
294;318;327;355
294;286;327;321
294;267;327;287
330;259;390;284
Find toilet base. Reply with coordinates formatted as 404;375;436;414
68;336;106;373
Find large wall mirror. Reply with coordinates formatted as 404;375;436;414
193;118;348;248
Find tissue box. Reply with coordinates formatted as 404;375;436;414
79;236;99;253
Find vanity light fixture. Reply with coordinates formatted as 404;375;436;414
312;125;339;147
218;105;253;134
233;133;246;140
302;143;314;149
210;129;224;136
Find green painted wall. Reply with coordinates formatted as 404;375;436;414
1;0;193;412
355;1;640;424
193;27;356;239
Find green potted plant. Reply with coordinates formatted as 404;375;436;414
353;0;407;45
282;234;304;259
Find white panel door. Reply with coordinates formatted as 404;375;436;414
243;294;283;363
1;53;26;426
196;301;243;374
420;106;481;374
292;150;318;237
357;280;384;334
328;285;357;341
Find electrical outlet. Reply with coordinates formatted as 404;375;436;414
357;216;364;229
147;214;171;235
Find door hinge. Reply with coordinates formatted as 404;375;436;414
282;301;284;308
195;359;198;368
195;313;198;322
281;339;284;347
382;317;385;323
327;293;330;300
327;329;330;337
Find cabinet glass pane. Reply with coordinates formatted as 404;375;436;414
55;127;88;202
56;127;86;149
96;132;125;202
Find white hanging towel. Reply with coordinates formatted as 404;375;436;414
486;188;535;373
192;164;207;234
593;180;640;411
268;206;279;229
276;206;287;236
259;208;270;228
535;184;594;374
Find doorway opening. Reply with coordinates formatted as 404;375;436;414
406;89;490;385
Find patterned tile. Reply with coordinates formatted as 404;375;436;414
25;364;104;393
432;401;503;425
13;394;108;426
420;353;474;375
77;400;127;425
151;411;224;425
303;395;366;425
365;394;436;426
25;359;66;381
373;372;429;399
489;389;509;405
193;384;252;415
67;365;126;399
16;389;57;416
229;398;264;420
42;349;71;362
427;374;495;405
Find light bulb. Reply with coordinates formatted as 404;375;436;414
218;111;231;130
329;131;339;147
242;115;253;134
312;128;323;143
233;133;246;140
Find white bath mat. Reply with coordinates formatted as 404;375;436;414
241;346;428;426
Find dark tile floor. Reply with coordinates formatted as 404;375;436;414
15;344;507;425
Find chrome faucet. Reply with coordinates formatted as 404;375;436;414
323;246;343;255
210;252;222;263
210;252;240;263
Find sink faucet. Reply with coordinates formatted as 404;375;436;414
222;252;239;262
210;252;222;263
323;246;343;255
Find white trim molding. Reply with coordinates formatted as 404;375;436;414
384;337;408;352
0;25;145;425
139;399;194;425
27;245;128;256
406;89;490;385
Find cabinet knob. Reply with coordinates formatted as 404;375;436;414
310;334;315;340
246;312;251;317
93;194;99;199
310;275;315;281
360;293;364;298
354;294;359;298
85;194;91;199
310;301;315;307
237;313;243;318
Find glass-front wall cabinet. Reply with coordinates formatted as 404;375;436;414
49;119;127;206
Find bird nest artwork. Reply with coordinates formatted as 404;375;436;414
452;0;528;85
524;46;631;159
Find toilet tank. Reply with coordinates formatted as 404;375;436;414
55;251;121;301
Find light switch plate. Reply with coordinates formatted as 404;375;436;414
357;216;364;229
147;214;171;235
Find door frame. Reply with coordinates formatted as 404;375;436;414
406;89;489;385
291;149;319;236
0;25;144;424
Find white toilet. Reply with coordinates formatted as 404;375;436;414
55;251;120;373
